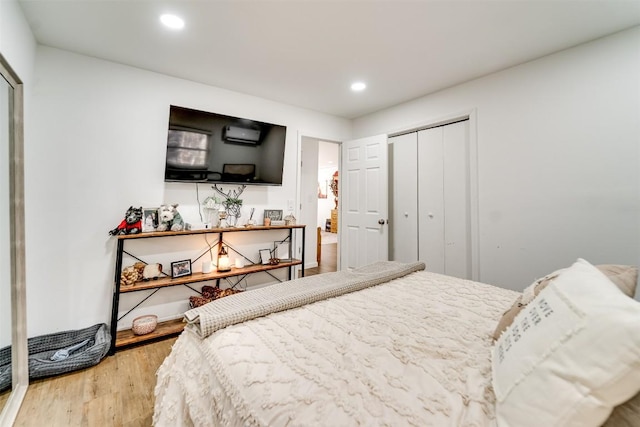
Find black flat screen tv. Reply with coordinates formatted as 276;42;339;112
164;105;287;185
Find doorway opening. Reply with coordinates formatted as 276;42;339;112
299;136;339;276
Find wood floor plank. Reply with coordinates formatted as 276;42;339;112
83;350;117;402
0;388;10;412
46;369;86;426
82;391;123;427
118;350;153;425
0;388;11;412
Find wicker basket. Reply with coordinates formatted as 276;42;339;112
0;323;110;392
132;315;158;335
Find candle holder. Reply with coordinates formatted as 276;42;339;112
217;245;231;272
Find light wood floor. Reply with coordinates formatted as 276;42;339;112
8;337;176;427
0;388;8;415
2;243;336;426
304;242;337;276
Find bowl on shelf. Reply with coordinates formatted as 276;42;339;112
132;314;158;335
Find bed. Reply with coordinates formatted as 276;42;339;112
153;260;640;427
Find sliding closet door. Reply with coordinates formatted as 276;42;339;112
441;121;470;278
418;120;470;279
417;127;445;272
389;133;418;262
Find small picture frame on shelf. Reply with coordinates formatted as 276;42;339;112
259;249;272;265
142;207;159;232
171;259;192;278
263;209;283;221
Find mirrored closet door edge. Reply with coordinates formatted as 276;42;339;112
0;51;28;426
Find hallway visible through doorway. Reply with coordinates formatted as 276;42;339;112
299;136;339;275
305;235;337;276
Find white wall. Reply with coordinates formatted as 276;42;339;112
0;0;36;347
26;46;351;336
0;0;36;84
354;27;640;294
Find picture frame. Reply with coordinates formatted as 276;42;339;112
142;207;159;232
171;259;192;278
273;240;291;261
259;249;272;265
263;209;283;221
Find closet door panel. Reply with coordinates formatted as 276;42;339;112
389;133;418;262
417;127;445;273
443;121;470;279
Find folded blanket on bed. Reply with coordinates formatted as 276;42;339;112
183;261;425;339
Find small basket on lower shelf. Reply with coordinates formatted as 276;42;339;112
0;323;110;392
132;315;158;335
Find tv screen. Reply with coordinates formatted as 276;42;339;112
164;105;287;185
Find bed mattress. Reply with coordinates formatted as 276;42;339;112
154;267;518;426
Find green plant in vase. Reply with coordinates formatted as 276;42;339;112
223;198;243;226
213;184;246;227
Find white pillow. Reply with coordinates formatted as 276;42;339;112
492;258;640;427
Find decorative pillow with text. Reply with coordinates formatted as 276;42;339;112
492;259;640;427
492;264;638;341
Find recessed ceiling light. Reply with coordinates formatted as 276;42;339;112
160;14;185;30
351;82;366;92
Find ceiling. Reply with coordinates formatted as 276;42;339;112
18;0;640;119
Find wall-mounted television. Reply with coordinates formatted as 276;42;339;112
164;105;287;185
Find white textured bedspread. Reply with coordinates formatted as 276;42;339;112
154;269;518;427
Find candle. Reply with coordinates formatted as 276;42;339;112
218;256;230;272
235;258;244;269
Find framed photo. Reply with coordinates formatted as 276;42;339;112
142;207;159;232
171;259;192;278
263;209;283;221
259;249;272;265
273;240;291;261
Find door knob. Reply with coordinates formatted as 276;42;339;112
378;219;385;225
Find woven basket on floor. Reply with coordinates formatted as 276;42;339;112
0;345;10;392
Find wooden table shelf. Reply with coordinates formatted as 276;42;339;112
109;225;306;353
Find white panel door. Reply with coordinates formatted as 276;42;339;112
340;134;389;269
417;127;445;273
417;120;470;278
442;121;470;279
389;133;418;262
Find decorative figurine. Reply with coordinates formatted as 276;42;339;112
109;206;143;235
